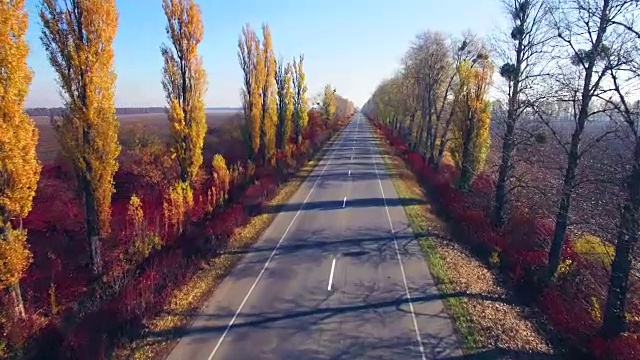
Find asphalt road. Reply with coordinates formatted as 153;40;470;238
164;113;462;359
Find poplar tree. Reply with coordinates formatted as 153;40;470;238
292;54;309;144
321;84;337;123
449;57;493;189
259;23;277;164
40;0;120;275
0;0;41;319
161;0;207;185
238;25;262;160
275;59;294;149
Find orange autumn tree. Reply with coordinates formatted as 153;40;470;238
40;0;120;275
0;0;41;319
292;54;309;144
161;0;207;186
212;154;230;204
275;59;294;149
238;24;263;161
321;83;336;123
259;23;277;164
449;56;493;189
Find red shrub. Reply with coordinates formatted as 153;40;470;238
405;151;426;175
206;204;247;243
370;119;640;360
389;136;407;154
538;286;599;346
589;334;640;360
470;172;494;194
12;115;347;359
20;164;88;315
24;177;83;233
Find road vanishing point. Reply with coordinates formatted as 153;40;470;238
165;113;462;359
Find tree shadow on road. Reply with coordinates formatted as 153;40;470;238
142;287;525;359
259;196;426;214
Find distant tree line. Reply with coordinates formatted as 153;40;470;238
27;107;171;117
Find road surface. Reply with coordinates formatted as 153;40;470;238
164;113;462;359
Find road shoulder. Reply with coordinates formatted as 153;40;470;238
376;139;556;358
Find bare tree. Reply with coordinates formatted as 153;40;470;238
404;31;454;157
601;13;640;336
491;0;554;226
399;39;424;150
543;0;638;281
433;32;486;167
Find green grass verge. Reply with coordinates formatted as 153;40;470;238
377;148;481;353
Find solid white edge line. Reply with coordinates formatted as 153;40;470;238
372;140;427;360
327;257;337;291
206;127;348;360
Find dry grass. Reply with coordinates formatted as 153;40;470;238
110;133;340;360
33;111;242;161
378;142;555;359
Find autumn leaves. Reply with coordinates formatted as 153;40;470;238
366;33;493;190
0;0;41;319
161;0;207;187
239;24;309;166
0;0;348;325
40;0;121;275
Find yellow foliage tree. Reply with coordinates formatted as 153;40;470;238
40;0;120;275
127;194;144;241
212;154;230;204
163;181;193;235
161;0;207;186
126;193;161;265
0;0;40;319
322;84;337;123
0;229;32;318
238;24;263;160
449;57;493;189
292;54;309;144
276;60;294;150
259;23;277;165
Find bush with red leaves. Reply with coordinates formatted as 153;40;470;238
370;118;640;360
12;113;349;359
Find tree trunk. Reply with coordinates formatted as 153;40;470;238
408;112;419;151
10;282;26;319
428;99;440;165
546;146;579;280
458;119;476;190
493;119;516;227
416;118;426;154
276;115;282;151
458;141;474;189
84;180;103;275
424;100;435;158
179;135;189;183
295;114;302;145
394;115;400;135
434;112;454;168
601;141;640;338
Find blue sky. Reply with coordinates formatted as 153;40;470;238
24;0;505;108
